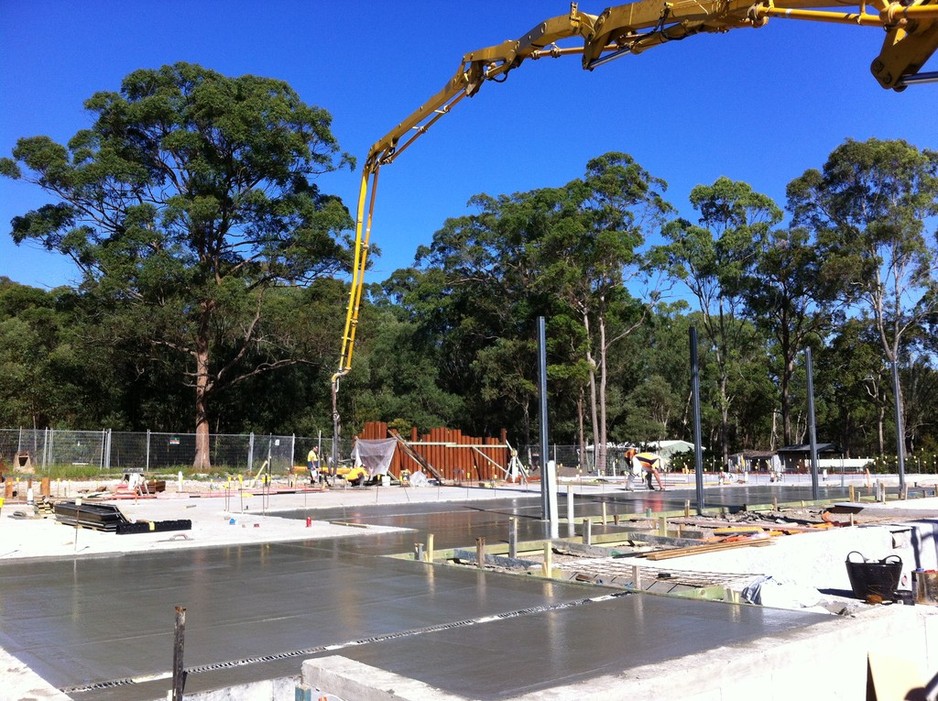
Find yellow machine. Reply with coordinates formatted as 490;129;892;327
329;0;938;446
331;464;369;486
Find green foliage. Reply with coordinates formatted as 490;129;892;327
4;125;938;462
2;64;354;464
656;178;783;460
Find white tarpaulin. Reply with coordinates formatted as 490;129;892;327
352;438;397;477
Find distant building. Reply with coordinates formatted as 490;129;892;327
776;443;839;473
728;450;777;472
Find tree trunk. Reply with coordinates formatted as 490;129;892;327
583;312;601;475
876;403;885;456
597;312;609;475
193;325;213;470
780;356;794;446
719;374;730;467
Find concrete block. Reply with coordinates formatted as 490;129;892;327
182;676;298;700
302;656;466;701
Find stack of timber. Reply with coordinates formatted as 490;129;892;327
53;501;191;535
640;537;774;561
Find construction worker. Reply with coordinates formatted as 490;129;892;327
307;446;320;484
631;452;665;491
624;449;638;491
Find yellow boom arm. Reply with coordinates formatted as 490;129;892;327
330;0;938;421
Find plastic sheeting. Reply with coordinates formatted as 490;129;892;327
741;575;825;612
352;438;397;476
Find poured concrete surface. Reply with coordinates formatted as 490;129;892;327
0;541;829;701
302;602;936;701
0;475;934;700
327;591;830;699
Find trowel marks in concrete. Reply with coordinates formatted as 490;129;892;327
60;588;827;701
319;590;829;700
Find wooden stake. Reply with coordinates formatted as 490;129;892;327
172;606;187;701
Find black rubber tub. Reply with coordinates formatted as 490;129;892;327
845;551;902;600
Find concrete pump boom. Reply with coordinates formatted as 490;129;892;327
329;0;938;458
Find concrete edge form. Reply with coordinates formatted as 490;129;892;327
302;656;469;701
179;676;299;701
1;648;73;701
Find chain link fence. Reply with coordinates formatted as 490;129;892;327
0;428;355;478
2;428;931;479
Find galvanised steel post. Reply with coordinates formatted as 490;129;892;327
689;327;705;515
891;360;907;497
806;346;819;501
538;316;551;522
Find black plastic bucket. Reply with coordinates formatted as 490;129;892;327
845;551;902;600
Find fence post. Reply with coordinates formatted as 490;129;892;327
247;432;254;474
146;429;151;472
105;429;112;472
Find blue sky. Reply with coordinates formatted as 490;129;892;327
2;1;936;290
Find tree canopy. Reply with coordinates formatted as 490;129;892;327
4;67;937;468
1;63;354;467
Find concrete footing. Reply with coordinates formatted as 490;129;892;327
302;656;466;701
297;605;936;701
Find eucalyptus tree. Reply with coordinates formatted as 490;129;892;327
816;319;889;455
901;355;938;454
658;177;783;463
402;194;550;441
344;295;464;434
394;153;671;459
741;226;839;446
0;279;72;428
538;153;672;472
620;305;693;443
787;138;938;456
1;63;354;467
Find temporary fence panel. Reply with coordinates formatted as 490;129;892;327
109;431;150;471
2;425;935;478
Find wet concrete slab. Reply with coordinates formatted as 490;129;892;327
338;592;830;700
0;540;600;700
0;487;852;700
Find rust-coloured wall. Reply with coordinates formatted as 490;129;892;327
355;421;508;482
